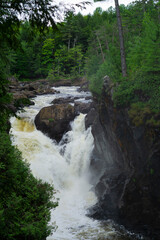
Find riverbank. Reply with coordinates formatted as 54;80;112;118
8;76;160;239
7;77;88;112
86;77;160;239
10;85;124;240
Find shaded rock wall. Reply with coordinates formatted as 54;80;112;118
86;78;160;239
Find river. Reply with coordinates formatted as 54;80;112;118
10;86;142;240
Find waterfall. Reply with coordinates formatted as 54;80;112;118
9;86;133;240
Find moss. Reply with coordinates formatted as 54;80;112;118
150;168;154;175
14;98;34;108
49;118;54;122
146;117;160;127
67;104;73;110
128;102;160;127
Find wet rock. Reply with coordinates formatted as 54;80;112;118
51;97;79;105
8;76;19;86
85;107;98;129
34;103;76;142
6;104;17;114
85;96;92;101
87;76;160;239
53;80;72;87
36;87;57;95
51;97;94;115
12;92;28;100
9;79;57;99
74;101;94;114
8;78;59;111
77;81;89;92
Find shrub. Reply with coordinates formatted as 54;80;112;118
0;131;58;240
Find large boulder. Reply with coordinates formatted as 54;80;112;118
34;104;76;142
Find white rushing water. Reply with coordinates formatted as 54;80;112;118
10;86;134;240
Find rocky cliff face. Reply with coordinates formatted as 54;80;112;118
86;77;160;239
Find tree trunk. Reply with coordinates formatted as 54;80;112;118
68;38;70;51
73;36;78;48
142;0;146;13
105;39;109;50
114;0;127;77
96;32;105;62
158;5;160;23
58;59;59;76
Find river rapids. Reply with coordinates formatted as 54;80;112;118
10;86;141;240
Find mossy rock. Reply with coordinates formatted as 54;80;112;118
14;98;35;108
128;102;160;127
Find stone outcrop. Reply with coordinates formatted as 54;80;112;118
8;78;59;111
78;81;89;92
34;98;94;142
51;97;94;115
86;76;160;239
9;78;58;98
34;104;76;142
74;101;94;114
51;97;79;105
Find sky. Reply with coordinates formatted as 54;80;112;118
53;0;134;16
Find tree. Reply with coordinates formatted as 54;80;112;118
94;0;127;77
0;1;93;239
42;38;55;71
114;0;127;77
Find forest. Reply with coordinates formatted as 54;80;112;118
0;0;160;239
3;0;160;113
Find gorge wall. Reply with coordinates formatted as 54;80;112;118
86;77;160;239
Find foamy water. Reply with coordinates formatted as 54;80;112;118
10;86;139;240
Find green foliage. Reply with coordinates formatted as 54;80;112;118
127;13;160;73
89;58;120;96
85;2;160;119
47;44;84;80
10;13;89;80
0;2;62;239
14;98;34;109
128;102;152;126
113;80;137;107
114;70;160;112
85;6;121;96
0;0;57;33
1;0;160;121
0;54;13;131
0;131;58;240
42;38;55;71
47;69;60;82
49;118;55;122
11;22;46;79
150;168;154;175
127;100;160;127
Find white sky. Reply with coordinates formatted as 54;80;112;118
54;0;134;16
